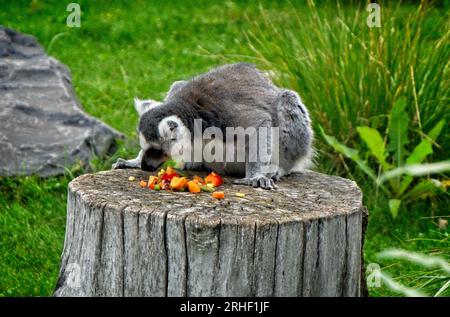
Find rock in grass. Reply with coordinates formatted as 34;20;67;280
0;26;123;177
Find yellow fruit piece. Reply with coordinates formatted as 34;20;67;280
235;192;245;198
128;176;136;182
148;176;158;185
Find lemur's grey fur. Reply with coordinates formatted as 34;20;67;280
112;63;313;189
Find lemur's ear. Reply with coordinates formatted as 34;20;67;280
134;97;161;116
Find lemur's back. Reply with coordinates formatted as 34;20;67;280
169;63;281;126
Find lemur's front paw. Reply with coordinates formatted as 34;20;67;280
112;158;127;169
233;176;277;190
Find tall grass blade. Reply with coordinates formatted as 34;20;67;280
378;161;450;184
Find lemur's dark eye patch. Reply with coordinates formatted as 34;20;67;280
167;120;178;131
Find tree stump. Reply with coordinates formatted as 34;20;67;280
54;169;368;297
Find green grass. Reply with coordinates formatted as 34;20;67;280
0;176;69;296
235;2;449;161
0;0;448;296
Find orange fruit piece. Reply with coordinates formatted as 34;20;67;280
187;181;201;193
170;176;188;191
212;191;225;199
165;166;176;176
139;180;148;188
205;172;224;187
192;175;205;184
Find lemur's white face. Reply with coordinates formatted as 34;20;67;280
157;115;191;168
135;98;191;170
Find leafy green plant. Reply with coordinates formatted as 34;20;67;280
320;97;448;218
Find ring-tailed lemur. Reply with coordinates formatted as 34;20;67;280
112;63;313;189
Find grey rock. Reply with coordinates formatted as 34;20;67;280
0;26;123;177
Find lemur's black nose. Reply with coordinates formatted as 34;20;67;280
141;160;156;172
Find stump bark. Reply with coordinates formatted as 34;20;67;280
54;169;367;297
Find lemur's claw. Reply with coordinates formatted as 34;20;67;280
271;172;281;182
233;176;276;190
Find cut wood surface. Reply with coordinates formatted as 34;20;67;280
54;169;367;297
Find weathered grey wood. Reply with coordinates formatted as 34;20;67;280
253;219;278;296
302;220;320;296
186;214;221;296
215;219;255;296
123;207;140;296
139;210;167;296
165;210;188;297
274;221;304;296
344;211;363;296
97;208;124;296
54;169;367;297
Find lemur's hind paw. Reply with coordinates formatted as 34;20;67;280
112;158;128;169
233;176;277;190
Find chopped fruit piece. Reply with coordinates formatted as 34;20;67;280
128;176;136;182
136;162;225;196
148;176;158;184
212;191;225;199
199;184;215;192
165;166;176;176
157;169;165;178
205;172;223;187
148;176;158;189
179;179;188;190
235;192;245;198
187;181;201;193
160;180;170;190
170;176;188;191
179;177;188;190
161;166;181;181
170;176;180;188
192;175;205;184
161;170;179;181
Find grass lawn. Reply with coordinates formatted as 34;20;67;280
0;0;448;296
